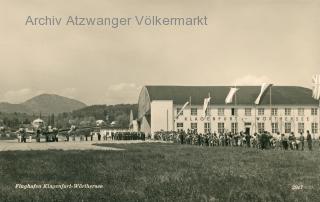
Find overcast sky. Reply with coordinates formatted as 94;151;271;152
0;0;319;105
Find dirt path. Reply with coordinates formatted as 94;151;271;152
0;140;168;151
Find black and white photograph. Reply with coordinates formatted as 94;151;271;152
0;0;320;201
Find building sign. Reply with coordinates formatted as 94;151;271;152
181;116;311;122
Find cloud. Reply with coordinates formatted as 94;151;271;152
108;83;139;92
1;88;44;104
105;83;141;104
0;88;79;104
234;75;273;86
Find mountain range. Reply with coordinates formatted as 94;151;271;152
0;94;87;114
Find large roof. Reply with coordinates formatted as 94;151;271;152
143;85;318;106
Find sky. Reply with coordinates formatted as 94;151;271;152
0;0;319;105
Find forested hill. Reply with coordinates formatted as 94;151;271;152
0;94;86;115
0;104;138;130
56;104;138;128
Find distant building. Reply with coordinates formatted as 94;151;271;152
32;118;44;128
96;120;105;126
137;86;319;138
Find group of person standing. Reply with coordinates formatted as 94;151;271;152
17;128;58;143
17;129;146;143
280;131;313;151
77;131;146;141
154;129;316;151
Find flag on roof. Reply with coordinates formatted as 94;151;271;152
312;74;320;100
255;83;272;105
176;101;189;119
225;87;239;104
202;97;211;116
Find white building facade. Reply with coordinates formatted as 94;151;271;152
173;105;319;136
137;86;319;138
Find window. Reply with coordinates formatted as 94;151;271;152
176;108;183;116
311;108;318;116
298;108;304;116
258;108;264;116
218;108;224;116
312;123;318;134
285;122;291;133
258;123;265;133
245;108;251;116
204;123;211;134
271;123;278;133
176;123;184;131
231;122;238;134
177;123;183;127
191;123;198;133
271;108;278;116
218;122;224;133
285;108;291;116
231;108;238;116
298;123;304;134
191;108;197;116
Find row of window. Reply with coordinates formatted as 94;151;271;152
176;108;319;116
177;122;319;134
260;122;318;134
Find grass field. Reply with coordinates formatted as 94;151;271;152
0;143;320;202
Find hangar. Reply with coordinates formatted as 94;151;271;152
137;86;319;137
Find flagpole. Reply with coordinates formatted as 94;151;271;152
254;104;257;133
190;96;192;115
208;92;211;116
234;85;238;134
166;109;168;132
270;86;272;110
270;85;272;133
318;99;320;138
190;96;192;132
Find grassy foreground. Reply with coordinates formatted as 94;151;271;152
0;143;320;202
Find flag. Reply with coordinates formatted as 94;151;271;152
255;83;272;105
202;97;211;116
225;87;239;104
176;101;189;119
312;74;320;100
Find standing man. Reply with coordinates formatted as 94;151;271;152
281;134;288;150
299;132;304;151
179;132;184;144
29;133;32;143
18;131;21;143
307;130;312;151
22;128;27;143
245;132;251;148
288;132;294;150
36;129;40;142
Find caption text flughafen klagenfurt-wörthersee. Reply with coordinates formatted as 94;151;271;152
25;16;208;28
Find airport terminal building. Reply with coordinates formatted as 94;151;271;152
137;86;319;137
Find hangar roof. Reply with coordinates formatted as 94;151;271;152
144;85;318;106
137;85;318;119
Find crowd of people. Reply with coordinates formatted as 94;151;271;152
13;126;318;151
154;129;317;151
16;128;146;143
